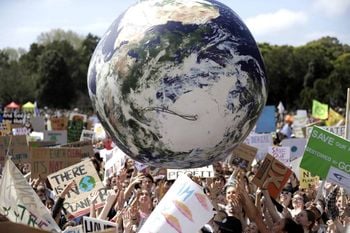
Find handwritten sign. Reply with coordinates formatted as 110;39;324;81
31;147;83;178
80;130;94;142
252;154;292;199
50;117;68;131
82;216;116;233
48;160;105;220
68;113;87;143
44;130;67;145
299;168;319;189
268;146;291;166
167;166;214;180
244;133;273;161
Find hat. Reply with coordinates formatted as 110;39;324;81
282;183;294;194
214;216;242;233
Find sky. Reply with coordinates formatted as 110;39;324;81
0;0;349;50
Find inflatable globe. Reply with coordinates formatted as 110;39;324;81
88;0;267;168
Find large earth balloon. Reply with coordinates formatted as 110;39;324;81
88;0;267;168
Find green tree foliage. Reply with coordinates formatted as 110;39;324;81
0;32;349;112
37;49;74;108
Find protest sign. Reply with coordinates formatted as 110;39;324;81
306;126;345;138
244;133;273;161
326;108;344;126
30;116;46;132
2;112;14;123
312;99;328;120
63;225;83;233
29;141;57;148
268;146;291;166
31;147;83;178
229;143;257;170
104;148;127;178
44;130;67;145
61;141;94;158
0;135;29;165
299;168;319;189
252;154;292;199
68;113;87;143
48;160;105;219
0;221;51;233
167;165;214;180
0;159;61;232
29;131;44;141
50;117;69;131
300;126;350;179
255;105;276;133
80;129;95;142
82;216;116;233
281;138;307;161
293;110;308;138
139;174;215;233
12;127;29;136
94;123;106;141
13;112;25;124
0;121;11;136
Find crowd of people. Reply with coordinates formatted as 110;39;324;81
0;108;349;233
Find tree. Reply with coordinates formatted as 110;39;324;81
37;29;84;50
37;50;75;108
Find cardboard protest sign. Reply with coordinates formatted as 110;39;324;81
0;222;51;233
301;126;350;179
104;148;127;178
31;147;83;178
1;112;14;123
281;138;307;161
139;174;215;233
80;130;95;142
12;112;25;124
229;143;257;170
0;135;30;165
167;165;214;180
325;108;344;126
44;130;67;145
82;216;116;233
244;133;273;161
0;159;61;232
0;121;11;136
299;168;319;189
255;105;276;133
60;141;94;158
252;154;292;199
68;113;87;143
48;160;105;220
268;146;291;166
50;117;68;130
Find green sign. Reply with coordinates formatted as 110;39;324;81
300;126;350;179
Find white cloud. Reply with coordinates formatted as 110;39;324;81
245;9;308;36
313;0;350;16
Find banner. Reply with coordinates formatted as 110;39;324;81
299;168;319;189
255;105;276;133
0;135;29;166
139;175;215;233
252;154;292;199
312;99;328;120
44;130;67;145
268;146;291;166
48;160;105;220
281;138;307;161
300;126;350;178
167;165;214;180
60;141;94;158
325;108;344;126
0;159;61;232
82;216;116;233
244;133;273;161
31;147;83;178
229;143;257;170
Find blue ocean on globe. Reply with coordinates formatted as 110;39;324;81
79;176;96;192
87;0;268;168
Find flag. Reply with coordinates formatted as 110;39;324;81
0;159;61;232
325;108;344;126
34;101;40;117
312;100;328;120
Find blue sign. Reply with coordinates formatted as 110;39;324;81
255;105;276;133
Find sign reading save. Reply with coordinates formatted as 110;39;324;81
300;126;350;179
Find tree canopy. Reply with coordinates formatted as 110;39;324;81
0;30;349;112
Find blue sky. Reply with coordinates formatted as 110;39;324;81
0;0;349;50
